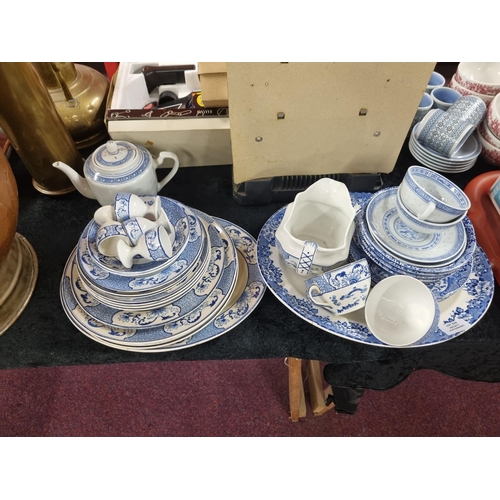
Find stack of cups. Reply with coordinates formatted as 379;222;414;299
415;95;487;158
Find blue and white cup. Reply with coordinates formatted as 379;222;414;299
114;192;161;223
417;108;475;157
304;259;371;315
411;93;433;128
116;225;173;269
446;95;488;129
96;221;132;257
426;71;445;94
122;216;158;246
396;187;466;234
399;166;471;223
430;87;462;111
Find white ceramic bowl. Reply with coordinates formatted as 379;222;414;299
487;94;500;140
478;126;500;167
456;62;500;97
450;74;494;105
365;275;439;347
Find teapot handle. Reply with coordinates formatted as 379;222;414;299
156;152;180;190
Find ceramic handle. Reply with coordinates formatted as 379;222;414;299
156;152;180;190
307;285;331;307
296;241;318;276
417;201;436;221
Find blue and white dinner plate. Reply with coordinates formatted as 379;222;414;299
366;187;466;264
257;196;494;348
76;203;204;295
60;216;266;352
70;217;227;329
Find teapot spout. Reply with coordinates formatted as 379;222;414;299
52;161;95;200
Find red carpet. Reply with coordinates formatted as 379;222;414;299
2;359;499;436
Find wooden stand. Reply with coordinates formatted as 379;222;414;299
288;358;334;422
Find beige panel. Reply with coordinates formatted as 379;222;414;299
227;62;436;185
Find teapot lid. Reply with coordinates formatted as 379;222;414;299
85;141;151;183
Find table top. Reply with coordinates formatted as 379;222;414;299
1;137;500;378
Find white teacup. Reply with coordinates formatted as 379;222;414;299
116;225;173;269
275;178;356;276
114;192;162;222
122;216;159;246
96;221;132;257
305;259;371;315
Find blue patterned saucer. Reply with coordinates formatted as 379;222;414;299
257;196;494;348
60;216;266;352
349;240;472;302
366;187;466;264
356;203;476;279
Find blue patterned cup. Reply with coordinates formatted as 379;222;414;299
411;93;433;128
446;95;487;129
417;108;475;157
116;225;172;269
430;87;462;111
426;71;445;94
122;216;158;246
114;192;161;223
96;221;133;257
305;259;371;315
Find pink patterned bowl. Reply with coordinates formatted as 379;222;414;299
478;125;500;167
479;120;500;150
487;94;500;140
451;74;495;105
456;62;500;97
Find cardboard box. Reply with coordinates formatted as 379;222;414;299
226;62;436;185
105;62;231;167
198;62;228;107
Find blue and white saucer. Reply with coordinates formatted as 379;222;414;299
356;204;476;279
349;240;471;302
366;187;466;265
257;196;494;348
60;216;266;351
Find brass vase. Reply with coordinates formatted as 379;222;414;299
0;62;84;195
32;62;110;149
0;147;38;335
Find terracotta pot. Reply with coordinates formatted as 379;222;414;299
0;147;18;263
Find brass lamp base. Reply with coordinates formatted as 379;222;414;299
0;233;38;335
32;178;76;196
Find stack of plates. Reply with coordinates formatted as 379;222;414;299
353;187;477;302
60;196;266;352
409;123;482;173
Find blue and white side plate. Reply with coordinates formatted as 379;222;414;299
366;187;466;264
257;199;494;348
60;216;266;352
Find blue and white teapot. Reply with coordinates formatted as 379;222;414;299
53;140;179;206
